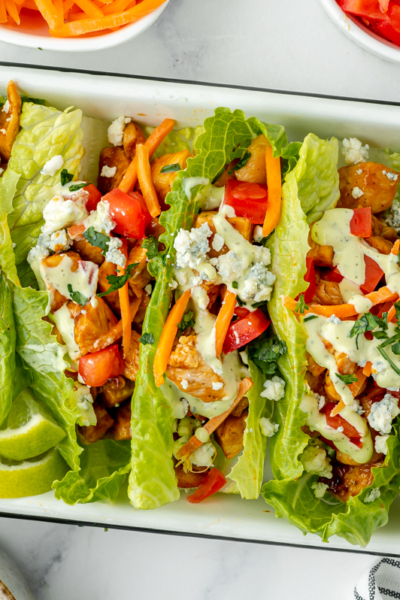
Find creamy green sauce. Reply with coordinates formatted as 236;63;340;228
52;304;81;361
40;254;98;302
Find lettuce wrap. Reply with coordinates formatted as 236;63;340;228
128;107;289;509
263;133;400;546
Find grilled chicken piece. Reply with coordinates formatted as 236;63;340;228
365;235;393;255
305;371;326;397
371;215;397;242
74;297;118;356
98;261;121;313
235;134;268;184
80;402;114;443
147;217;165;240
166;335;226;402
127;242;152;291
336;443;383;466
306;353;325;378
133;292;150;324
338;162;399;214
123;331;141;381
322;463;375;502
123;122;146;159
73;239;105;265
0;81;21;163
101;376;135;408
113;403;132;441
313;280;344;305
231;396;249;417
174;463;208;488
214;410;248;460
41;251;81;312
195;210;253;259
97;147;130;195
334;351;357;375
307;234;334;267
151;150;192;204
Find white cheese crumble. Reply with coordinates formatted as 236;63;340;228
253;225;264;243
181;379;189;390
3;100;9;113
41;155;64;177
259;417;279;437
260;376;285;401
342;137;369;165
356;168;363;175
351;186;364;199
364;488;381;504
107;116;126;146
212;381;224;390
42;195;88;235
145;284;152;296
217;251;244;282
316;393;326;410
311;481;328;499
104;237;126;268
300;443;332;479
174;223;212;269
84;200;116;235
382;170;398;181
190;443;216;468
385;198;400;232
240;262;275;303
375;434;389;455
101;165;117;178
367;393;400;435
212;234;225;252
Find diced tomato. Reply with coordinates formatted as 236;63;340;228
323;402;363;445
78;344;124;387
323;266;344;284
233;306;250;318
303;257;317;304
224;179;268;224
364;330;374;340
377;16;400;43
339;0;389;21
103;189;152;239
223;309;270;354
84;184;102;213
187;468;226;503
350;207;372;238
360;256;384;294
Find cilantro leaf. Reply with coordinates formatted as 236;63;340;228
295;295;308;314
61;169;73;186
160;163;181;174
97;263;138;297
248;335;287;377
141;236;159;259
336;373;358;384
140;333;154;345
83;227;110;253
178;311;195;333
378;346;400;376
67;284;88;306
350;312;388;349
20;95;46;106
69;182;90;192
392;341;400;355
304;315;318;322
228;150;251;175
232;281;239;289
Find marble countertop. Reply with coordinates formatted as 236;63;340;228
0;0;398;597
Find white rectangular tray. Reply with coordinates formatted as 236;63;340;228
1;62;400;555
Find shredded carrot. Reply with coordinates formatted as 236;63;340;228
153;289;191;387
5;0;20;23
34;0;62;29
136;144;161;218
176;378;253;460
119;118;175;193
88;296;141;354
50;0;166;36
24;0;40;7
117;239;131;359
363;361;373;377
283;287;399;319
102;0;132;14
262;141;281;237
392;239;400;256
74;0;103;17
214;291;237;356
388;304;397;323
67;222;86;240
0;0;8;21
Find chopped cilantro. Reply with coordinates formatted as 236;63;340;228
178;311;195;333
141;236;159;259
20;95;46;106
69;182;90;192
248;335;287;377
236;296;246;307
232;281;239;289
97;263;138;297
61;169;73;186
228;150;251;175
140;332;154;345
295;295;308;314
304;315;318;322
160;163;181;174
67;284;88;306
350;312;388;349
83;227;110;253
336;373;358;385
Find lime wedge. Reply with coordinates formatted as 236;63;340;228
0;389;66;461
0;449;68;498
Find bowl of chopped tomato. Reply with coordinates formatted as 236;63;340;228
320;0;400;63
0;0;169;52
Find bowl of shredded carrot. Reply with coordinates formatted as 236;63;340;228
0;0;169;51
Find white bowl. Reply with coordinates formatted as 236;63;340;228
319;0;400;63
0;0;169;52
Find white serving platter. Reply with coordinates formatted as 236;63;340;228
1;62;400;555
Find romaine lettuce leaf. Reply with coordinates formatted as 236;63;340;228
0;271;16;426
6;102;84;268
53;440;130;504
0;168;20;285
129;107;289;509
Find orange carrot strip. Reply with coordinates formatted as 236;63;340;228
35;0;63;28
392;239;400;256
63;0;75;12
49;0;166;36
263;141;282;237
214;290;237;356
88;296;141;353
117;240;131;359
67;222;86;239
154;289;191;387
388;304;397;323
5;0;20;23
330;368;366;417
23;0;40;9
283;287;399;319
119;117;175;193
102;0;132;14
0;0;7;21
136;144;161;218
53;0;64;27
74;0;103;17
13;0;24;6
363;361;373;377
68;10;88;18
176;378;253;460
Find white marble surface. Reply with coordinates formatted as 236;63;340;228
0;0;399;598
